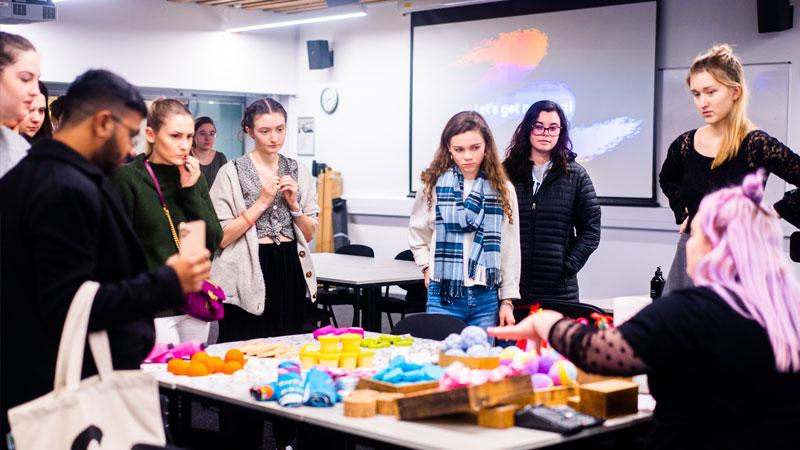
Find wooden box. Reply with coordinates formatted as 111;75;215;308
438;353;500;369
577;379;638;419
356;377;440;394
396;375;533;420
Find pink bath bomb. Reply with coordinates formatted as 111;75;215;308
531;373;554;390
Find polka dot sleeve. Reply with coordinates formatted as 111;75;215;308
547;318;648;376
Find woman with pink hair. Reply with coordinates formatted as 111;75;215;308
490;171;800;449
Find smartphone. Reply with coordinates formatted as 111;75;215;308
178;220;205;256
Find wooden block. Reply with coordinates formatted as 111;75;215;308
476;404;518;429
357;377;440;394
376;393;405;416
576;368;632;384
438;353;500;369
348;389;379;399
468;375;533;411
396;387;471;420
578;379;638;419
344;394;377;418
567;395;580;410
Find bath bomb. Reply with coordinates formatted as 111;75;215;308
531;373;554;390
547;359;578;386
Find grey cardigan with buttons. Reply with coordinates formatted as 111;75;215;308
209;155;319;316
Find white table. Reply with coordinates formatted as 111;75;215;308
312;253;424;331
148;335;653;450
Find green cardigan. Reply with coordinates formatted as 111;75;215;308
109;154;223;317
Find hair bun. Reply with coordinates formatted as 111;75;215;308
708;43;736;62
741;169;765;204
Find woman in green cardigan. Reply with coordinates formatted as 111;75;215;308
110;98;222;344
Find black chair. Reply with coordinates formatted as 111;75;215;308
513;300;608;324
391;313;467;340
315;244;375;327
376;250;427;330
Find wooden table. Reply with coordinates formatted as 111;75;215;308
147;335;654;450
312;253;424;331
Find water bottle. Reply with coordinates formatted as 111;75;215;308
650;267;665;299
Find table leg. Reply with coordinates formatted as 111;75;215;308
352;287;361;327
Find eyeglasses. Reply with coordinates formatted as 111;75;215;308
196;131;216;138
531;124;561;136
110;113;141;146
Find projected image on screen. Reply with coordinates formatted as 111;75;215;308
411;2;657;201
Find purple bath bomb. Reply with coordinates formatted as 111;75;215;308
531;373;554;390
537;353;556;374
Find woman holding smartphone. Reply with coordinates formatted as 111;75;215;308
110;98;223;344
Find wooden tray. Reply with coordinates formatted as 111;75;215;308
356;377;440;394
438;352;500;369
396;375;533;420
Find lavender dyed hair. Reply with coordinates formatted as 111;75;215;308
692;170;800;372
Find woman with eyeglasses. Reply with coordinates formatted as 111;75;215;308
502;100;601;304
193;116;227;188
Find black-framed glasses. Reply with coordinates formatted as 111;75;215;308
110;113;141;146
531;124;561;136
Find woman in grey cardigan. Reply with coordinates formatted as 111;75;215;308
210;99;318;341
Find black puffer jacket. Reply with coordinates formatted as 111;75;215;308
506;159;601;303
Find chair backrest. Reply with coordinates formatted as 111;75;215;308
393;249;426;302
336;244;374;258
391;313;466;340
394;249;414;261
513;300;608;324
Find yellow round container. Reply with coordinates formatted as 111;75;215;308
299;344;320;369
318;335;341;354
318;352;341;368
339;333;363;353
339;352;359;369
357;349;375;368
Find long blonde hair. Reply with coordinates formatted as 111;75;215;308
686;44;755;169
420;111;513;222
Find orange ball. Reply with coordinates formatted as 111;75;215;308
222;360;243;375
187;361;209;377
206;356;225;374
191;351;209;364
167;358;190;376
225;349;245;364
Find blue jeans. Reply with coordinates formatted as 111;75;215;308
427;281;498;332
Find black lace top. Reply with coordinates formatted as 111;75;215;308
658;129;800;228
548;287;800;449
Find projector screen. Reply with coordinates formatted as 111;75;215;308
410;1;657;204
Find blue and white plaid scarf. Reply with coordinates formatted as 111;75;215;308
431;166;503;301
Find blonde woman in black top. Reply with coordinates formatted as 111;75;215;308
659;44;800;293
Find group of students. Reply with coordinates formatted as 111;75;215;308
1;29;800;449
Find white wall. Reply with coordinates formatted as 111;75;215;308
6;0;797;296
288;0;800;297
1;0;298;94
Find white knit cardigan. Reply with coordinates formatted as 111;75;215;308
209;155;319;316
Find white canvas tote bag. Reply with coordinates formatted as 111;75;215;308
7;281;166;449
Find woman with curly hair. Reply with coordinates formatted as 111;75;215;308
409;111;520;331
